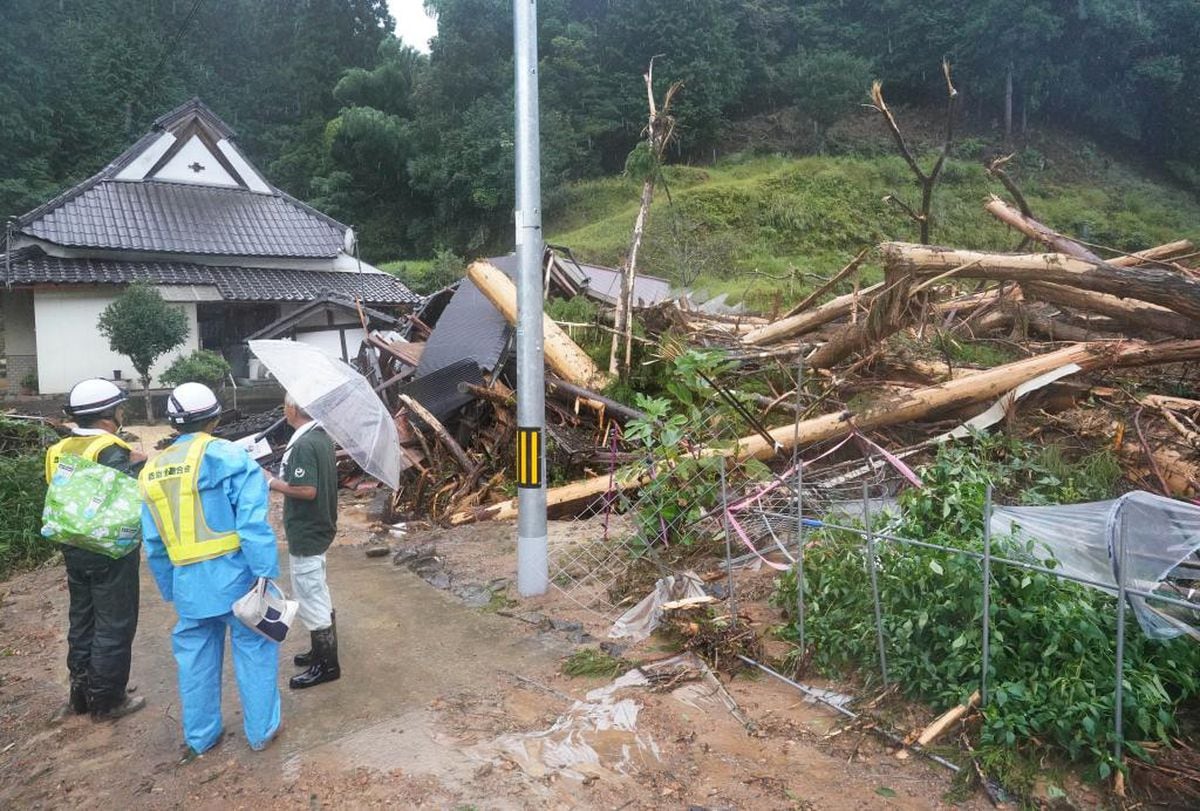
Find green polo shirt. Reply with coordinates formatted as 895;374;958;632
281;424;338;557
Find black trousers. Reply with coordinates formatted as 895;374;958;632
63;545;140;712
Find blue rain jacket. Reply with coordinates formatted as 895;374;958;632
141;434;279;618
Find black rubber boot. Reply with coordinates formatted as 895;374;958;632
294;610;334;667
289;626;340;690
91;693;146;721
293;631;317;668
50;682;90;724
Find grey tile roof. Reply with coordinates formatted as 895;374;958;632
2;248;421;305
19;180;347;258
15;98;350;258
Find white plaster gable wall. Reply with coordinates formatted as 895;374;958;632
151;135;239;186
216;139;271;193
33;288;198;393
114;132;177;181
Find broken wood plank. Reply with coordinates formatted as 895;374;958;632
397;394;473;472
466;261;610;389
916;690;980;748
882;243;1200;321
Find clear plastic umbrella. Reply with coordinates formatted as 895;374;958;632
248;339;403;489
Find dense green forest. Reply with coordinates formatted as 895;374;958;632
3;1;1199;263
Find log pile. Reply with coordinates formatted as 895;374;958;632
344;193;1200;523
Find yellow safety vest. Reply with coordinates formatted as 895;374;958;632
45;433;133;484
138;434;241;566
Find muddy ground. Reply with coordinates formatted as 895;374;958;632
1;486;988;809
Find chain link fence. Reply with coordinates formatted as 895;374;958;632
546;359;917;622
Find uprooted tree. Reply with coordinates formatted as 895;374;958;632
609;58;683;377
97;284;189;422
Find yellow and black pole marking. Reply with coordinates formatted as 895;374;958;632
516;427;542;488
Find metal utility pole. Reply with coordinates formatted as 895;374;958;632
513;0;547;596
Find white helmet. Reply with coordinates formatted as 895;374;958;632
65;378;128;417
166;382;222;427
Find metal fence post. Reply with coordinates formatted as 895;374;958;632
981;484;993;706
863;481;889;686
720;456;737;622
793;355;806;652
1113;507;1128;770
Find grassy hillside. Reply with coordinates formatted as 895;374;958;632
384;123;1200;312
543;145;1200;311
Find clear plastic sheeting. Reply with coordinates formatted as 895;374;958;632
248;339;405;489
991;491;1200;640
472;668;659;781
607;571;707;643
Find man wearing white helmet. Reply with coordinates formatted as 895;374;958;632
46;378;147;722
138;382;282;761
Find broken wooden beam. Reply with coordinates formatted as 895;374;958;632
882;243;1200;321
397;394;474;472
466;260;610;389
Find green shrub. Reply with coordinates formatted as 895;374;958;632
771;433;1200;779
159;349;232;389
0;417;58;578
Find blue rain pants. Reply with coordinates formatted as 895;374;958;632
172;612;281;753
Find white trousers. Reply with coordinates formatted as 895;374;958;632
289;553;333;631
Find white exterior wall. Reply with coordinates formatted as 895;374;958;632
33;289;199;393
2;290;36;354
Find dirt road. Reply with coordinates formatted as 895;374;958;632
1;507;979;809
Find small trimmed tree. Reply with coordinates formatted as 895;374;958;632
97;284;189;422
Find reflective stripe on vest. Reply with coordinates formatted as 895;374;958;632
45;434;132;483
138;434;240;566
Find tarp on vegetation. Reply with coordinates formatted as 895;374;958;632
991;491;1200;640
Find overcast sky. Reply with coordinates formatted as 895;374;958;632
386;0;438;53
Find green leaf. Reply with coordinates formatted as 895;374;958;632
875;787;897;798
929;560;944;576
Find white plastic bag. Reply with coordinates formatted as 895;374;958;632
233;577;298;643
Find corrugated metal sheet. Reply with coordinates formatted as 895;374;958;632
415;278;512;377
397;359;485;422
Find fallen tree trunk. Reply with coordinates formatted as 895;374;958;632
1021;305;1113;343
467;261;610;389
806;277;918;369
780;248;870;319
546;375;648;424
742;283;883;346
734;340;1200;460
1023;281;1199;338
985;197;1105;262
882;243;1200;321
449;340;1200;524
